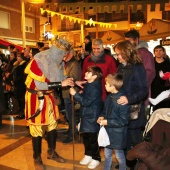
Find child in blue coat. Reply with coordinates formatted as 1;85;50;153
70;66;103;169
97;73;130;170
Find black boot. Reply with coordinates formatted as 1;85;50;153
46;130;65;163
32;136;44;170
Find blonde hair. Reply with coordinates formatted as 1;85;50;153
113;40;142;65
105;73;123;91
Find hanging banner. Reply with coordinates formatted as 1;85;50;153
40;8;116;28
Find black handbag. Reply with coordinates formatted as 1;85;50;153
130;103;141;120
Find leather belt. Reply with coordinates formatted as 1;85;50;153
26;88;53;95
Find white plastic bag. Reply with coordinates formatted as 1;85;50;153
77;122;80;132
98;126;110;147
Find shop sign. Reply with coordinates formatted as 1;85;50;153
160;39;170;46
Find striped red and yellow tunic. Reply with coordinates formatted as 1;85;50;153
24;59;59;125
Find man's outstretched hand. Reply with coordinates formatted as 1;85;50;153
61;77;74;87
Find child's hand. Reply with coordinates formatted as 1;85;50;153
79;90;83;94
75;80;87;88
97;117;104;124
100;120;107;126
159;70;164;78
70;87;76;96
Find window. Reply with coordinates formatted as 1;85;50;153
162;11;170;20
130;10;145;23
25;17;35;33
112;10;128;22
0;11;10;29
61;18;67;31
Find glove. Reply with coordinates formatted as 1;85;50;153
47;82;62;90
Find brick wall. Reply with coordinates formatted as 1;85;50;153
0;0;40;45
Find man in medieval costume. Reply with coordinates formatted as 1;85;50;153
24;37;74;170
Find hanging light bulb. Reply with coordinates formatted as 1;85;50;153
89;18;93;25
25;0;45;4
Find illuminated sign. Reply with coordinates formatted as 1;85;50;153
160;39;170;46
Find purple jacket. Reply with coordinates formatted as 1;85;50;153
136;41;156;105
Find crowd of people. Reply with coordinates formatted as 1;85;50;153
0;29;170;170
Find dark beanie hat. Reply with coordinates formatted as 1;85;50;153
85;35;91;41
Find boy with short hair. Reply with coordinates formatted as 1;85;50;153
70;65;103;169
97;73;130;170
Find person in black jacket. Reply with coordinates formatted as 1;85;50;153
70;66;103;169
97;73;130;170
12;52;27;119
84;35;92;55
0;59;6;128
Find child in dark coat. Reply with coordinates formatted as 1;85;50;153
97;73;130;170
70;66;103;169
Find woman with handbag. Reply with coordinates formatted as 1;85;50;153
113;40;148;168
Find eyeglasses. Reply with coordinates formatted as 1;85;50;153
114;53;121;57
113;53;122;59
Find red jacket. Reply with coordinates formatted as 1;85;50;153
82;53;116;101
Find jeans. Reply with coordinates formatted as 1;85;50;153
104;148;126;170
64;98;77;138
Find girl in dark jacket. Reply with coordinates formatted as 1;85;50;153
70;66;103;169
113;41;148;159
97;73;130;170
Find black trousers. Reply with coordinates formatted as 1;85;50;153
82;132;101;161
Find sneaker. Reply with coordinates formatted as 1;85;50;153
62;137;73;144
79;155;92;165
88;159;100;169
